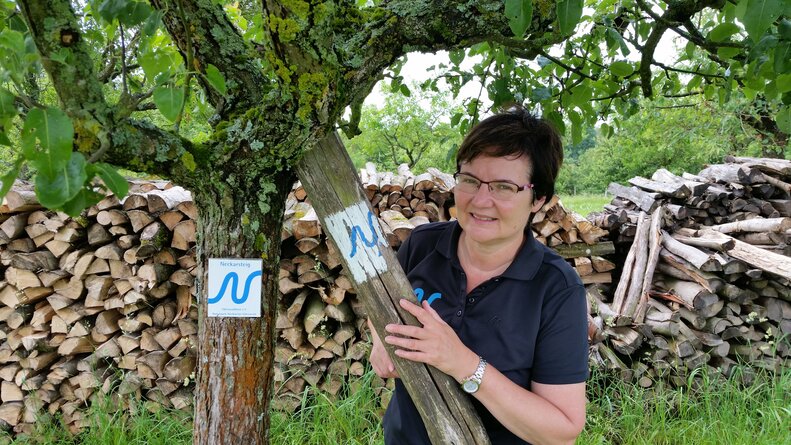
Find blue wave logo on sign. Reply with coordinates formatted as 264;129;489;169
207;270;263;305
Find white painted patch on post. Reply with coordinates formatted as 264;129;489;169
324;201;389;282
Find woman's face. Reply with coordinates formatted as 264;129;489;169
454;154;545;248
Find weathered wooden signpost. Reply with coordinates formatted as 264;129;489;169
296;132;490;445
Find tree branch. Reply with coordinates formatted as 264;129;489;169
18;0;201;186
536;50;597;81
150;0;268;115
652;60;726;79
344;1;559;125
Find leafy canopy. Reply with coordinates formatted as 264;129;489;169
0;0;788;215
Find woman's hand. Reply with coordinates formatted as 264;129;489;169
367;318;399;378
384;299;478;383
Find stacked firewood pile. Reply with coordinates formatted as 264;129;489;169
588;156;791;386
0;181;198;434
273;163;613;410
0;164;614;432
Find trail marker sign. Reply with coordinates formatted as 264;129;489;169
207;258;263;317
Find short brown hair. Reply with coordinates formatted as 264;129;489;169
456;106;564;201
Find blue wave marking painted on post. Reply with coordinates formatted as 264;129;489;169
349;210;382;258
414;287;442;305
207;270;263;305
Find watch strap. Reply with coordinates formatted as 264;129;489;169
461;357;487;391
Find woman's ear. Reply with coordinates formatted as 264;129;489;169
530;195;546;213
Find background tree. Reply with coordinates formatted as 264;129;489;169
343;85;462;173
0;0;788;444
563;95;768;194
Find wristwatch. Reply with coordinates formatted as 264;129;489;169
461;357;487;394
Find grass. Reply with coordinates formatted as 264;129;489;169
4;367;788;444
270;371;385;445
580;366;791;445
559;193;611;217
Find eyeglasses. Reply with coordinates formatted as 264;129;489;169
453;172;534;201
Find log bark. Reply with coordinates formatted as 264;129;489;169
296;133;489;445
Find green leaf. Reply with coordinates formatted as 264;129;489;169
777;73;791;93
505;0;533;38
139;51;172;81
142;10;164;36
0;131;10;146
531;86;552;102
717;47;742;59
399;84;411;97
609;61;634;77
450;112;463;127
556;0;583;36
153;86;185;122
569;84;592;106
606;29;630;57
449;49;465;66
0;88;15;119
775;42;791;74
92;162;129;198
687;75;703;91
599;123;613;138
709;22;741;42
205;64;227;95
545;110;565;134
779;18;791;40
777;106;791;133
0;157;22;202
35;152;87;208
685;41;696;60
60;188;104;217
568;110;583;144
21;107;74;177
741;0;783;42
0;28;25;54
119;1;152;27
98;0;127;23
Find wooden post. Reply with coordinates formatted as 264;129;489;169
296;132;490;445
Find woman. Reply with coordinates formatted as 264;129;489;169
368;107;588;445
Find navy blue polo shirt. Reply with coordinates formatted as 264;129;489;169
382;221;589;445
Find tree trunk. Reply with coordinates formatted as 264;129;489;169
192;174;293;445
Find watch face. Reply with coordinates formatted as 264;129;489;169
462;380;479;393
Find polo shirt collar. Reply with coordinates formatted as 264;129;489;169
437;220;545;281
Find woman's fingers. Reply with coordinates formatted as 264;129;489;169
422;300;444;322
398;298;432;324
367;318;400;378
384;322;424;339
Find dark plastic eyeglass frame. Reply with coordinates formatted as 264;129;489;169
453;172;534;196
